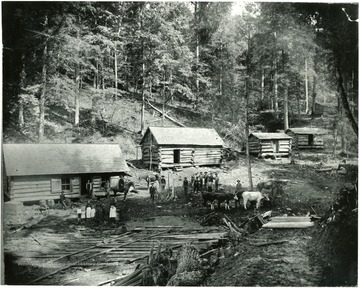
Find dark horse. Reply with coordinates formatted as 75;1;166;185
110;181;137;201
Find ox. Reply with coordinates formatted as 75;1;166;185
202;192;238;210
242;191;270;210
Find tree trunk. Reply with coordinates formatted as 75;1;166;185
304;58;309;114
245;88;253;190
261;68;265;101
141;63;145;135
274;58;278;114
19;56;26;128
245;29;253;190
162;71;166;126
284;82;289;131
38;43;48;142
337;64;358;137
19;103;24;128
194;2;199;110
311;74;317;116
114;46;118;100
74;24;80;127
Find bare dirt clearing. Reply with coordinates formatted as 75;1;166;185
4;156;357;286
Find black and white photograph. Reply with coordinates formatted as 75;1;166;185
2;1;358;286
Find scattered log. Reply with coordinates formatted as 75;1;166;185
30;235;42;245
250;240;289;247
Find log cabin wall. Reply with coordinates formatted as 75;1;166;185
140;127;225;168
9;175;81;202
286;130;324;149
147;146;223;168
141;132;160;166
249;136;261;155
249;135;291;157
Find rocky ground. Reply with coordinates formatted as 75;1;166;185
3;155;357;286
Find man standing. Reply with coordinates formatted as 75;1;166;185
86;180;93;198
60;191;67;209
149;182;157;203
204;172;209;191
160;175;166;193
183;177;189;199
193;176;200;194
118;175;125;194
214;173;220;192
199;172;203;191
235;180;244;208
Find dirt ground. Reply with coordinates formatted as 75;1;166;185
3;154;357;286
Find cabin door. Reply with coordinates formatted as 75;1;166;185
271;141;280;153
308;135;314;146
173;149;181;164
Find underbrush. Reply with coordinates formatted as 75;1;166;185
308;181;358;286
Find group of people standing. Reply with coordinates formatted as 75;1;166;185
190;171;220;194
148;174;167;203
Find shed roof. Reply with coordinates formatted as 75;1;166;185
140;127;225;146
250;133;292;140
286;128;328;135
3;144;130;176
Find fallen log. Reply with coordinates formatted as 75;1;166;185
146;100;185;127
250;240;289;247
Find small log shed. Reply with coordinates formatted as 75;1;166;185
314;102;337;116
3;144;130;202
285;128;327;150
249;133;292;158
140;127;225;169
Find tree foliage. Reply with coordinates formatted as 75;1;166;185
2;2;358;144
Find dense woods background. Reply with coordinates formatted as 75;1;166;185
2;2;358;158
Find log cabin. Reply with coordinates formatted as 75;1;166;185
285;128;327;150
314;102;337;116
249;133;292;158
140;127;225;169
3;144;130;202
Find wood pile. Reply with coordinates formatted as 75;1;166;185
201;212;244;237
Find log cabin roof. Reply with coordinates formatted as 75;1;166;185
140;127;225;146
3;144;130;176
286;128;328;135
250;133;292;140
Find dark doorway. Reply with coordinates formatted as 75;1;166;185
81;176;91;196
308;134;314;146
173;149;180;164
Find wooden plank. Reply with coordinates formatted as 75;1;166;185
45;232;132;264
27;230;168;285
271;217;311;222
262;222;314;229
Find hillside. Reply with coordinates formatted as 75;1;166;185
3;94;358;161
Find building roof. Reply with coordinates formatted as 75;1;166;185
140;127;225;146
286;128;328;135
3;144;130;176
250;133;292;140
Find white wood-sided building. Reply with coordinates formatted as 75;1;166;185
140;127;225;169
249;133;292;157
285;128;326;150
3;144;130;202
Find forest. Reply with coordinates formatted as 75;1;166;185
2;2;358;154
2;2;359;286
